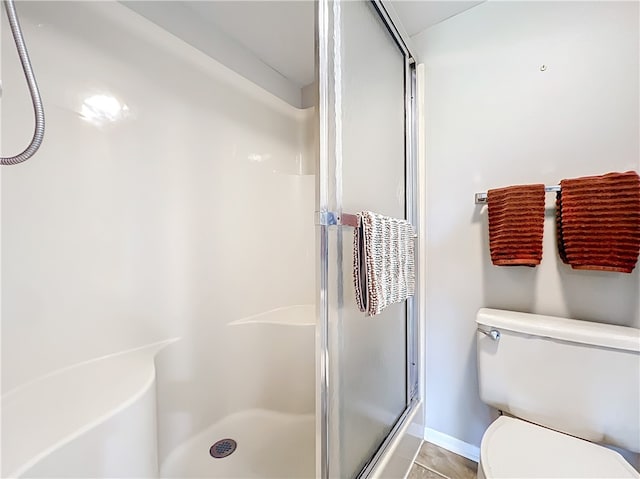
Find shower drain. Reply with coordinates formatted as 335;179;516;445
209;438;237;458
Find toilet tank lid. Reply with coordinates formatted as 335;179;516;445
476;308;640;353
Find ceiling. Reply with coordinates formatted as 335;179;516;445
392;1;483;37
124;1;482;106
181;1;482;87
183;2;315;87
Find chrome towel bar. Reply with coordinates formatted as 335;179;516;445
475;185;561;204
317;211;417;238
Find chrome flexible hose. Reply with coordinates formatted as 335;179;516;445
1;0;45;165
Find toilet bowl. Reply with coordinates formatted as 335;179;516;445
476;309;640;479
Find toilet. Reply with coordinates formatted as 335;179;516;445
476;308;640;479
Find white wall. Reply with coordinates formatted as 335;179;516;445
1;0;315;402
413;1;639;454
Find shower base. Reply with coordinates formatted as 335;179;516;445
160;409;315;478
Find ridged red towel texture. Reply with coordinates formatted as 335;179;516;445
488;184;545;266
556;171;640;273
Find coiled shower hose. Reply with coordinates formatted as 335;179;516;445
1;0;45;165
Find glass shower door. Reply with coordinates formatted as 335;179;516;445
317;1;418;477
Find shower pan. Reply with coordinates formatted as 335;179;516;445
0;1;423;478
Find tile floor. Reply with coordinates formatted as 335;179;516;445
408;441;478;479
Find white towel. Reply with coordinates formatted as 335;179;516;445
353;211;415;316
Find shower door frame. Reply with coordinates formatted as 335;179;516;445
316;0;420;477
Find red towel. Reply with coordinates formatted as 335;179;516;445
556;171;640;273
488;184;546;267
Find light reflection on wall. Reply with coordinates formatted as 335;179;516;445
80;94;129;125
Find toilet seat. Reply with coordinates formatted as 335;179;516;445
479;416;639;478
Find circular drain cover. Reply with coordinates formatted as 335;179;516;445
210;438;237;458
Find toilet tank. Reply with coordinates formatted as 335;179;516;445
476;308;640;453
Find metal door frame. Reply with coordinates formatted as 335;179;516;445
316;1;420;477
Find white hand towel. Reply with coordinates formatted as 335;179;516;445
353;211;415;316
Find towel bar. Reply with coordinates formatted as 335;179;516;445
475;185;561;204
316;211;417;238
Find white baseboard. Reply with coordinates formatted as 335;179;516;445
424;427;480;463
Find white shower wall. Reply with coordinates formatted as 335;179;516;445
1;0;315;402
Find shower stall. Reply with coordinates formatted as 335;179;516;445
0;1;423;478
